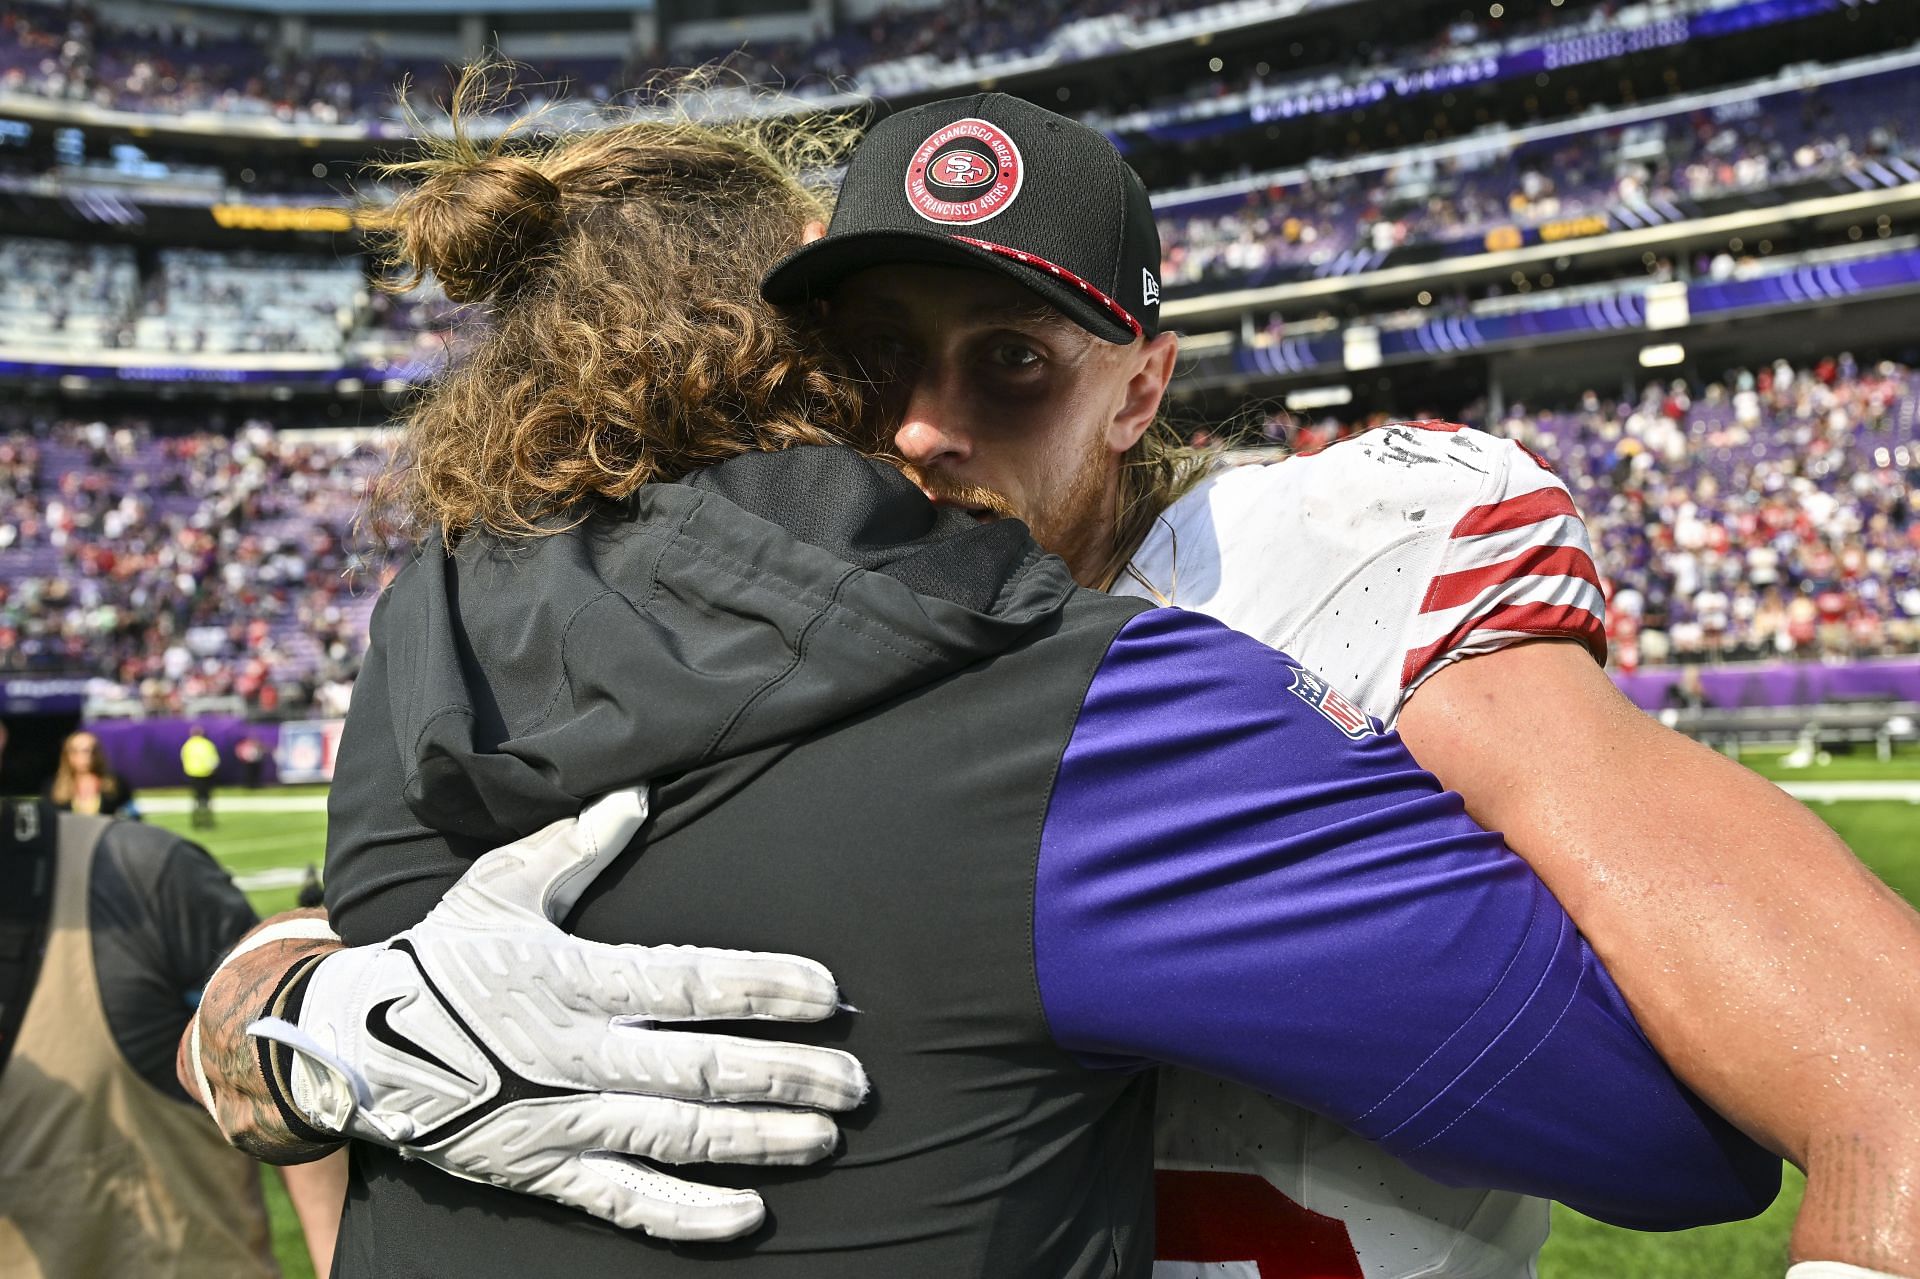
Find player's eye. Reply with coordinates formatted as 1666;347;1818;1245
987;341;1043;371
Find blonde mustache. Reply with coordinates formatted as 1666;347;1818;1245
902;470;1019;520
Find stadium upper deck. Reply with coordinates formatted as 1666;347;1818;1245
0;0;1894;140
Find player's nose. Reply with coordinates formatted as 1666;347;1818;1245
893;372;974;468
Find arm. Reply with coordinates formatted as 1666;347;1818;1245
1398;638;1920;1270
1033;610;1779;1228
175;907;345;1164
276;1150;348;1279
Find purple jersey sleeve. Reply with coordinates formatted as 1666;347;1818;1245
1034;608;1777;1230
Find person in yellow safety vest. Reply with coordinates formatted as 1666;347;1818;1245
180;728;220;831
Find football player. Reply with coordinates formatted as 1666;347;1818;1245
767;93;1920;1279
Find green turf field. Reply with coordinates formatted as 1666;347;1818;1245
146;745;1919;1279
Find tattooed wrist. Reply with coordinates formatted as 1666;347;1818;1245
183;908;348;1165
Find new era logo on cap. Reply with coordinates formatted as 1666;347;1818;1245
762;92;1164;345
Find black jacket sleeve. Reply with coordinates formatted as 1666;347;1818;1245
323;586;485;946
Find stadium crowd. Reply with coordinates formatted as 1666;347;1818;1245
2;355;1914;714
1160;70;1918;288
0;0;1258;124
0;414;391;715
1493;355;1920;671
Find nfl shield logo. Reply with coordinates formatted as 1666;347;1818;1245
1287;667;1378;740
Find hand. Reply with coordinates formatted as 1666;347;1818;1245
249;789;867;1241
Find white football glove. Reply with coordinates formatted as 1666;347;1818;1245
248;788;867;1242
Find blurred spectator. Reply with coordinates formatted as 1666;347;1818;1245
1493;356;1920;668
0;415;397;715
0;0;1237;123
233;734;264;788
44;729;135;817
296;862;323;909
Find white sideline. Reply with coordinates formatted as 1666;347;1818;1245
139;795;329;813
1777;781;1920;805
233;868;317;892
142;784;1920;818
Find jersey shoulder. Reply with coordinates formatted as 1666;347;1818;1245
1161;424;1555;571
1125;425;1601;723
1274;421;1561;516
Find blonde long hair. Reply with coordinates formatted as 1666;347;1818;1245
49;732;123;809
362;68;872;542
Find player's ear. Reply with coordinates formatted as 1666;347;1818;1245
1104;331;1179;454
801;219;828;245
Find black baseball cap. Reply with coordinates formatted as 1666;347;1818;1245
762;93;1163;344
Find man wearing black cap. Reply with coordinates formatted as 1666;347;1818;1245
766;93;1920;1279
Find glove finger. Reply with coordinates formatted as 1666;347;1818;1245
587;943;843;1022
572;1151;766;1242
580;1029;868;1112
454;789;649;924
597;1094;842;1167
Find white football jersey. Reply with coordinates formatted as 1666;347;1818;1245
1112;423;1606;1279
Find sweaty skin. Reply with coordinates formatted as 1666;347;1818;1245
1396;641;1920;1269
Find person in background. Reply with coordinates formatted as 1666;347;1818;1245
181;726;220;829
296;864;323;910
0;779;346;1276
44;730;136;818
235;736;266;790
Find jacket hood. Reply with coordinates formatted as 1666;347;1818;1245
372;446;1084;844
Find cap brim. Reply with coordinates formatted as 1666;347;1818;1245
763;228;1139;345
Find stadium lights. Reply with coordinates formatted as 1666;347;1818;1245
1344;324;1382;371
1639;343;1687;368
1284;385;1355;411
1644;281;1690;330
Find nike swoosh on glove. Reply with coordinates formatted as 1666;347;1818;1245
248;788;868;1241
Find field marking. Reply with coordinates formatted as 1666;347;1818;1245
141;795;329;814
201;834;327;859
1777;781;1920;804
151;781;1920;827
234;867;316;892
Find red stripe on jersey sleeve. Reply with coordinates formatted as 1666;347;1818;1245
1420;544;1602;615
1449;486;1579;539
1155;1170;1364;1276
1401;600;1608;689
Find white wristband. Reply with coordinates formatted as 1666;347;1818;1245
1787;1263;1910;1279
189;916;342;1131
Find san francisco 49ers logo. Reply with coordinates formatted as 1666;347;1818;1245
935;151;994;189
906;118;1024;225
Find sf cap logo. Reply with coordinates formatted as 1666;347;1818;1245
906;118;1024;225
936;151;994;189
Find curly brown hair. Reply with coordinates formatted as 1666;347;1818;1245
361;69;872;541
